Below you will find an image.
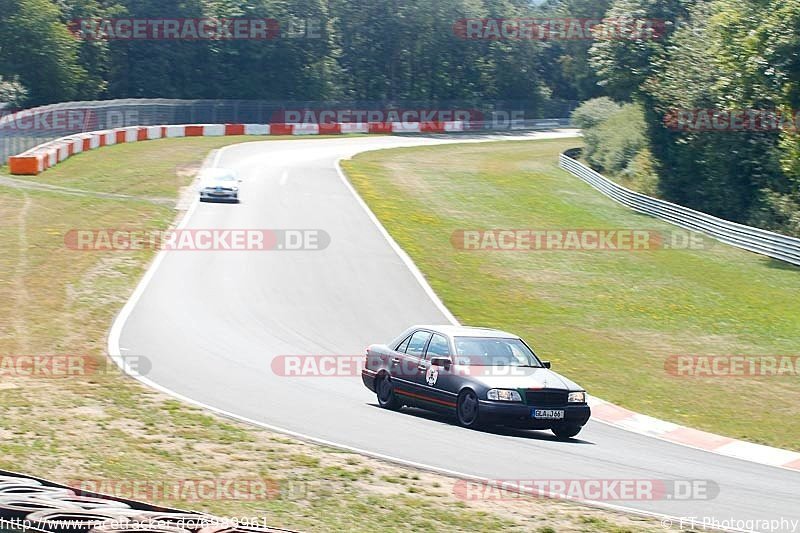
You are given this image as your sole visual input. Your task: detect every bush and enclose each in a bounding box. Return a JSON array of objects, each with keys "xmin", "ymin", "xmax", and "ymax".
[
  {"xmin": 572, "ymin": 98, "xmax": 621, "ymax": 169},
  {"xmin": 571, "ymin": 97, "xmax": 650, "ymax": 177},
  {"xmin": 619, "ymin": 147, "xmax": 660, "ymax": 196},
  {"xmin": 571, "ymin": 96, "xmax": 621, "ymax": 130},
  {"xmin": 593, "ymin": 102, "xmax": 647, "ymax": 174}
]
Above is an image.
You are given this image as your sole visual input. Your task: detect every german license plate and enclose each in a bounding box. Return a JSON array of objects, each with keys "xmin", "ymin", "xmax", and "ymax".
[{"xmin": 532, "ymin": 409, "xmax": 565, "ymax": 420}]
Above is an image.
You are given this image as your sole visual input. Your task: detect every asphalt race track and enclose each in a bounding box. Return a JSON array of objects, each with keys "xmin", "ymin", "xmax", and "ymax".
[{"xmin": 114, "ymin": 133, "xmax": 800, "ymax": 530}]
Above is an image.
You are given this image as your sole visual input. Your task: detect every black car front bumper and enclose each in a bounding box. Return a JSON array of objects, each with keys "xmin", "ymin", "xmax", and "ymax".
[
  {"xmin": 479, "ymin": 400, "xmax": 591, "ymax": 429},
  {"xmin": 200, "ymin": 190, "xmax": 238, "ymax": 202}
]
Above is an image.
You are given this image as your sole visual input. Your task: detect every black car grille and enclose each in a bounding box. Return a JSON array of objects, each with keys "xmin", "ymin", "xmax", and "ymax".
[{"xmin": 525, "ymin": 389, "xmax": 568, "ymax": 407}]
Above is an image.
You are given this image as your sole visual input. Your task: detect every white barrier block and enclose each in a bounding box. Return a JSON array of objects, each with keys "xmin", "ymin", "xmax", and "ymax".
[
  {"xmin": 47, "ymin": 148, "xmax": 58, "ymax": 167},
  {"xmin": 72, "ymin": 139, "xmax": 83, "ymax": 154},
  {"xmin": 292, "ymin": 123, "xmax": 320, "ymax": 135},
  {"xmin": 202, "ymin": 124, "xmax": 225, "ymax": 136},
  {"xmin": 58, "ymin": 144, "xmax": 69, "ymax": 162},
  {"xmin": 165, "ymin": 125, "xmax": 185, "ymax": 138},
  {"xmin": 244, "ymin": 124, "xmax": 270, "ymax": 135},
  {"xmin": 147, "ymin": 126, "xmax": 163, "ymax": 140},
  {"xmin": 124, "ymin": 126, "xmax": 139, "ymax": 143},
  {"xmin": 89, "ymin": 134, "xmax": 101, "ymax": 149},
  {"xmin": 391, "ymin": 122, "xmax": 421, "ymax": 133},
  {"xmin": 444, "ymin": 121, "xmax": 465, "ymax": 132},
  {"xmin": 340, "ymin": 123, "xmax": 368, "ymax": 134},
  {"xmin": 105, "ymin": 131, "xmax": 117, "ymax": 146}
]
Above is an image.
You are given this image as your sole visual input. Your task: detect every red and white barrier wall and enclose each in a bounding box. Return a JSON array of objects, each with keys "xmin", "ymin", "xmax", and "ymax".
[{"xmin": 7, "ymin": 121, "xmax": 467, "ymax": 175}]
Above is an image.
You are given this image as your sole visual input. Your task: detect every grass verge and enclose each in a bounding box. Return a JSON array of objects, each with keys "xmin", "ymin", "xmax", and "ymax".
[
  {"xmin": 0, "ymin": 136, "xmax": 668, "ymax": 532},
  {"xmin": 343, "ymin": 138, "xmax": 800, "ymax": 451}
]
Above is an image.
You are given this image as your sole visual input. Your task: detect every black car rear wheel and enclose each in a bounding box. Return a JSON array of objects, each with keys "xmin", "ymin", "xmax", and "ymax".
[
  {"xmin": 552, "ymin": 424, "xmax": 582, "ymax": 440},
  {"xmin": 376, "ymin": 375, "xmax": 401, "ymax": 410},
  {"xmin": 456, "ymin": 389, "xmax": 482, "ymax": 429}
]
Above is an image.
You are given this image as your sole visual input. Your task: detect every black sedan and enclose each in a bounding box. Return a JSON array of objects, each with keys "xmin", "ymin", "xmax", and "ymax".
[{"xmin": 362, "ymin": 325, "xmax": 591, "ymax": 439}]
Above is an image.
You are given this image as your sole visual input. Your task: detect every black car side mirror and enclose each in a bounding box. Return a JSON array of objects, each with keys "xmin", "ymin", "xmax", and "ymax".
[
  {"xmin": 542, "ymin": 361, "xmax": 551, "ymax": 369},
  {"xmin": 430, "ymin": 356, "xmax": 452, "ymax": 369}
]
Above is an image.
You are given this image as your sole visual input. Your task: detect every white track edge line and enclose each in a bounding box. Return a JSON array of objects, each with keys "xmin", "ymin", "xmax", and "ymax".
[{"xmin": 334, "ymin": 156, "xmax": 460, "ymax": 327}]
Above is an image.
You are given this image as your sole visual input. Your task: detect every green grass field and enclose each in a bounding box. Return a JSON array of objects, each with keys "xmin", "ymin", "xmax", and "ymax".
[
  {"xmin": 343, "ymin": 138, "xmax": 800, "ymax": 451},
  {"xmin": 0, "ymin": 136, "xmax": 667, "ymax": 532}
]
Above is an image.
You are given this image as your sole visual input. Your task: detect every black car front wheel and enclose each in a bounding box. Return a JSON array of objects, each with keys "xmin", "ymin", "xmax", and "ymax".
[
  {"xmin": 456, "ymin": 389, "xmax": 483, "ymax": 429},
  {"xmin": 376, "ymin": 375, "xmax": 401, "ymax": 410},
  {"xmin": 552, "ymin": 424, "xmax": 582, "ymax": 440}
]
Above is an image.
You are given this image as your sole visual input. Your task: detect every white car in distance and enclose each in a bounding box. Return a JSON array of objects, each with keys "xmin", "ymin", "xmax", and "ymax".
[{"xmin": 198, "ymin": 168, "xmax": 241, "ymax": 202}]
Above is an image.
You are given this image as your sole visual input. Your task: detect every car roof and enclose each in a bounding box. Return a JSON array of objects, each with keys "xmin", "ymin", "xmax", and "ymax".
[
  {"xmin": 199, "ymin": 167, "xmax": 237, "ymax": 179},
  {"xmin": 411, "ymin": 325, "xmax": 520, "ymax": 339}
]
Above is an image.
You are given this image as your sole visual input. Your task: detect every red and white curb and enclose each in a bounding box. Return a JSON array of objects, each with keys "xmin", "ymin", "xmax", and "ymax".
[
  {"xmin": 588, "ymin": 396, "xmax": 800, "ymax": 472},
  {"xmin": 7, "ymin": 121, "xmax": 468, "ymax": 175}
]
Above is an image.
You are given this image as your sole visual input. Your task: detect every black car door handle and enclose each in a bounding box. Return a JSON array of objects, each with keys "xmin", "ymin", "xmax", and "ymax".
[
  {"xmin": 391, "ymin": 358, "xmax": 401, "ymax": 364},
  {"xmin": 417, "ymin": 364, "xmax": 427, "ymax": 370}
]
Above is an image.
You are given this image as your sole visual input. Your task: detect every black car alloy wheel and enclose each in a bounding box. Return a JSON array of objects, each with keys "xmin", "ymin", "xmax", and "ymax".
[
  {"xmin": 377, "ymin": 375, "xmax": 401, "ymax": 410},
  {"xmin": 457, "ymin": 389, "xmax": 481, "ymax": 428}
]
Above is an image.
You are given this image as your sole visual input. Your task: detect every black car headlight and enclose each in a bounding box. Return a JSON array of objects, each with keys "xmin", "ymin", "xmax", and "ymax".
[
  {"xmin": 568, "ymin": 391, "xmax": 586, "ymax": 403},
  {"xmin": 487, "ymin": 389, "xmax": 522, "ymax": 402}
]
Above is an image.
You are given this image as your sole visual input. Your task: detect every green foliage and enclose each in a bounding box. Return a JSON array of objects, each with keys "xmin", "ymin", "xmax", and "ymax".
[
  {"xmin": 538, "ymin": 0, "xmax": 612, "ymax": 102},
  {"xmin": 0, "ymin": 0, "xmax": 90, "ymax": 105},
  {"xmin": 0, "ymin": 76, "xmax": 27, "ymax": 106},
  {"xmin": 588, "ymin": 0, "xmax": 692, "ymax": 101},
  {"xmin": 0, "ymin": 0, "xmax": 561, "ymax": 108},
  {"xmin": 571, "ymin": 96, "xmax": 620, "ymax": 129},
  {"xmin": 572, "ymin": 97, "xmax": 649, "ymax": 177},
  {"xmin": 587, "ymin": 0, "xmax": 800, "ymax": 236},
  {"xmin": 593, "ymin": 102, "xmax": 646, "ymax": 173}
]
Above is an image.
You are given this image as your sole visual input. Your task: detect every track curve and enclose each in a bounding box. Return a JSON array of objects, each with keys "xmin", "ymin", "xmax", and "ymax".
[{"xmin": 114, "ymin": 134, "xmax": 800, "ymax": 530}]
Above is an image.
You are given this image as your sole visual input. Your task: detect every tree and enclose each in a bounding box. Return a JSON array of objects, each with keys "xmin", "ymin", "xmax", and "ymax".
[
  {"xmin": 589, "ymin": 0, "xmax": 693, "ymax": 101},
  {"xmin": 0, "ymin": 0, "xmax": 90, "ymax": 106}
]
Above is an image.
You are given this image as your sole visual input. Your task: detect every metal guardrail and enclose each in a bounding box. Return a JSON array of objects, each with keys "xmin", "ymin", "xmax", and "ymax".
[{"xmin": 559, "ymin": 149, "xmax": 800, "ymax": 267}]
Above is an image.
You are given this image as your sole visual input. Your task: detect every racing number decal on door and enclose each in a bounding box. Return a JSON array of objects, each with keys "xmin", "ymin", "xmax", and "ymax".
[{"xmin": 426, "ymin": 366, "xmax": 439, "ymax": 386}]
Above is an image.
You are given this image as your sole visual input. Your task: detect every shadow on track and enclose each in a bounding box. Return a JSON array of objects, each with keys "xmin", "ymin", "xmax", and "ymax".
[{"xmin": 367, "ymin": 403, "xmax": 595, "ymax": 445}]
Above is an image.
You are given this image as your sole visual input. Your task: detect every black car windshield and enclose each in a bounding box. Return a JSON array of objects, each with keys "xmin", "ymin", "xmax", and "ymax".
[{"xmin": 453, "ymin": 337, "xmax": 542, "ymax": 367}]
